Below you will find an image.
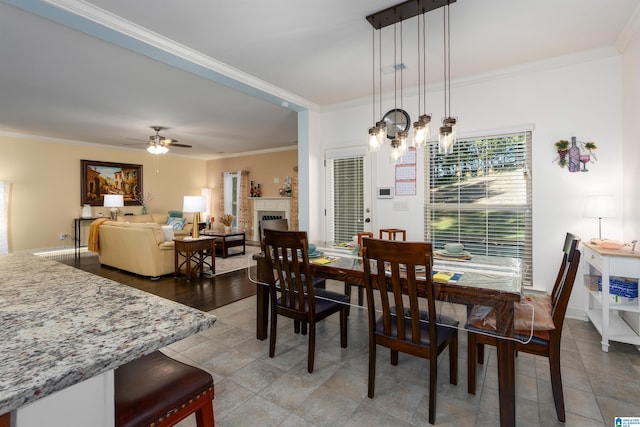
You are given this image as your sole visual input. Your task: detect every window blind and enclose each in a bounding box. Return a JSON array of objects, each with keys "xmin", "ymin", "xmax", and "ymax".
[
  {"xmin": 326, "ymin": 156, "xmax": 364, "ymax": 243},
  {"xmin": 425, "ymin": 131, "xmax": 533, "ymax": 286}
]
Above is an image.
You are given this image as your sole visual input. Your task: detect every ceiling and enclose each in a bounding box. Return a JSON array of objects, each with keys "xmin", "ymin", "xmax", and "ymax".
[{"xmin": 0, "ymin": 0, "xmax": 638, "ymax": 159}]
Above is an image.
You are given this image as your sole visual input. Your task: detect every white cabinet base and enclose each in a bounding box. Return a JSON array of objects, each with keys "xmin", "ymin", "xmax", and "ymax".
[
  {"xmin": 16, "ymin": 370, "xmax": 114, "ymax": 427},
  {"xmin": 583, "ymin": 242, "xmax": 640, "ymax": 353}
]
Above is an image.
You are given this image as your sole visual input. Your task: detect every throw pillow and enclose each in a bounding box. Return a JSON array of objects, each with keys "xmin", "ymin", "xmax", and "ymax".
[
  {"xmin": 166, "ymin": 216, "xmax": 186, "ymax": 230},
  {"xmin": 161, "ymin": 225, "xmax": 175, "ymax": 241},
  {"xmin": 168, "ymin": 210, "xmax": 183, "ymax": 218}
]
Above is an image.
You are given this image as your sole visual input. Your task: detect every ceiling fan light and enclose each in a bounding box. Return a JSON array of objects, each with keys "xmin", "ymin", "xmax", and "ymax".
[{"xmin": 147, "ymin": 145, "xmax": 168, "ymax": 154}]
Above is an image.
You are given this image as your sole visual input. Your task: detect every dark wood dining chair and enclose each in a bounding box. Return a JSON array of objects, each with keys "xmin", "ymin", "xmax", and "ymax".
[
  {"xmin": 466, "ymin": 232, "xmax": 581, "ymax": 422},
  {"xmin": 379, "ymin": 228, "xmax": 407, "ymax": 241},
  {"xmin": 263, "ymin": 229, "xmax": 349, "ymax": 373},
  {"xmin": 361, "ymin": 238, "xmax": 458, "ymax": 425}
]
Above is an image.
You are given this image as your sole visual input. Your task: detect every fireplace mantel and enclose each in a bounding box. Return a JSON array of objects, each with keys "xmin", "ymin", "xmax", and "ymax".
[{"xmin": 251, "ymin": 197, "xmax": 291, "ymax": 241}]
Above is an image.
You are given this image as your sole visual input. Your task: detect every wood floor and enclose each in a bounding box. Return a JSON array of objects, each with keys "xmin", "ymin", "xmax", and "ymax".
[{"xmin": 58, "ymin": 254, "xmax": 256, "ymax": 312}]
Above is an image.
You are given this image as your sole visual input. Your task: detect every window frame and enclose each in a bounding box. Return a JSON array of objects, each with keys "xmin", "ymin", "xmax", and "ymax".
[{"xmin": 424, "ymin": 130, "xmax": 533, "ymax": 286}]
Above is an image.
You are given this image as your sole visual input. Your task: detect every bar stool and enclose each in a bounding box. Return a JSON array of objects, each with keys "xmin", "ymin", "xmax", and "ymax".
[
  {"xmin": 379, "ymin": 228, "xmax": 407, "ymax": 241},
  {"xmin": 115, "ymin": 351, "xmax": 214, "ymax": 427},
  {"xmin": 345, "ymin": 231, "xmax": 374, "ymax": 309}
]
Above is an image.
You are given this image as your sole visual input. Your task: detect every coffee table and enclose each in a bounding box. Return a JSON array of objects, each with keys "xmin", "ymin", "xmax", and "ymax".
[
  {"xmin": 173, "ymin": 237, "xmax": 215, "ymax": 281},
  {"xmin": 201, "ymin": 230, "xmax": 245, "ymax": 258}
]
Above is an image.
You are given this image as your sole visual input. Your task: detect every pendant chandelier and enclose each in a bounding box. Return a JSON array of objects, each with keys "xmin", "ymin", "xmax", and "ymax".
[
  {"xmin": 413, "ymin": 12, "xmax": 431, "ymax": 148},
  {"xmin": 438, "ymin": 1, "xmax": 457, "ymax": 154},
  {"xmin": 366, "ymin": 0, "xmax": 457, "ymax": 158}
]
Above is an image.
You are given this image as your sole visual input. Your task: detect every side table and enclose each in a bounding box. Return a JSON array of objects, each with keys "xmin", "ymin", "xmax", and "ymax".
[
  {"xmin": 74, "ymin": 217, "xmax": 99, "ymax": 258},
  {"xmin": 174, "ymin": 237, "xmax": 216, "ymax": 282}
]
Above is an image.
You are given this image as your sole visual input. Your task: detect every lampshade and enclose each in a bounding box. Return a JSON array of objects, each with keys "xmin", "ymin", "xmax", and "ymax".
[
  {"xmin": 584, "ymin": 196, "xmax": 615, "ymax": 219},
  {"xmin": 183, "ymin": 196, "xmax": 206, "ymax": 213},
  {"xmin": 103, "ymin": 194, "xmax": 124, "ymax": 208}
]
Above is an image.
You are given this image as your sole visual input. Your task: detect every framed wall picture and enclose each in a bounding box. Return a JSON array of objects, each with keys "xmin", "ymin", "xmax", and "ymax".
[{"xmin": 81, "ymin": 160, "xmax": 143, "ymax": 206}]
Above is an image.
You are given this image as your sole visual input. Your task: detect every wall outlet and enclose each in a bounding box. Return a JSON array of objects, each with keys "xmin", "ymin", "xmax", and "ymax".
[
  {"xmin": 273, "ymin": 177, "xmax": 279, "ymax": 183},
  {"xmin": 59, "ymin": 233, "xmax": 68, "ymax": 240}
]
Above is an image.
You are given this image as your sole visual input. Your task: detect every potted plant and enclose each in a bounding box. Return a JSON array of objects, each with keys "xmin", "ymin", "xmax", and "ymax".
[{"xmin": 219, "ymin": 213, "xmax": 234, "ymax": 233}]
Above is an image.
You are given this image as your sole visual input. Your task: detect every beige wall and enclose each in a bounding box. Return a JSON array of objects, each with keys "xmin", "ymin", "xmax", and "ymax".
[
  {"xmin": 0, "ymin": 135, "xmax": 206, "ymax": 252},
  {"xmin": 206, "ymin": 148, "xmax": 298, "ymax": 216}
]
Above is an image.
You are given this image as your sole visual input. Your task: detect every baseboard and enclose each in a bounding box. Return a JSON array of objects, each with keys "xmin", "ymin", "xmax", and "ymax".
[
  {"xmin": 566, "ymin": 305, "xmax": 585, "ymax": 321},
  {"xmin": 33, "ymin": 247, "xmax": 92, "ymax": 259}
]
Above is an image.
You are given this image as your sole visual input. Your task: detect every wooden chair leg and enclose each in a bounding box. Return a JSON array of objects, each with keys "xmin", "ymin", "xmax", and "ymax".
[
  {"xmin": 357, "ymin": 286, "xmax": 364, "ymax": 306},
  {"xmin": 269, "ymin": 307, "xmax": 277, "ymax": 358},
  {"xmin": 391, "ymin": 349, "xmax": 399, "ymax": 366},
  {"xmin": 344, "ymin": 283, "xmax": 352, "ymax": 316},
  {"xmin": 195, "ymin": 400, "xmax": 215, "ymax": 427},
  {"xmin": 340, "ymin": 307, "xmax": 348, "ymax": 348},
  {"xmin": 429, "ymin": 356, "xmax": 437, "ymax": 424},
  {"xmin": 449, "ymin": 331, "xmax": 458, "ymax": 385},
  {"xmin": 368, "ymin": 341, "xmax": 376, "ymax": 398},
  {"xmin": 477, "ymin": 343, "xmax": 485, "ymax": 364},
  {"xmin": 308, "ymin": 322, "xmax": 316, "ymax": 373},
  {"xmin": 467, "ymin": 331, "xmax": 477, "ymax": 394},
  {"xmin": 549, "ymin": 350, "xmax": 566, "ymax": 422}
]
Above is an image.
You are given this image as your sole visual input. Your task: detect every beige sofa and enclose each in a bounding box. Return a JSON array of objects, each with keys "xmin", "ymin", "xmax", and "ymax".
[
  {"xmin": 116, "ymin": 213, "xmax": 193, "ymax": 237},
  {"xmin": 98, "ymin": 221, "xmax": 175, "ymax": 278}
]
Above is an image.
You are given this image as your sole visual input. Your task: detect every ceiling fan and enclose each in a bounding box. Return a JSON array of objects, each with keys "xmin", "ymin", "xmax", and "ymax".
[{"xmin": 127, "ymin": 126, "xmax": 192, "ymax": 154}]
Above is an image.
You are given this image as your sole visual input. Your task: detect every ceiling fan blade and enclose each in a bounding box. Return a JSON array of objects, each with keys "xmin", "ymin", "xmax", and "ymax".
[
  {"xmin": 126, "ymin": 137, "xmax": 148, "ymax": 143},
  {"xmin": 168, "ymin": 143, "xmax": 192, "ymax": 148}
]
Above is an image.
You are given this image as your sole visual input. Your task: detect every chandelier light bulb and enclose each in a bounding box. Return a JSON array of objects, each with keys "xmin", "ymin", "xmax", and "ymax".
[
  {"xmin": 413, "ymin": 120, "xmax": 426, "ymax": 147},
  {"xmin": 369, "ymin": 127, "xmax": 381, "ymax": 152},
  {"xmin": 389, "ymin": 138, "xmax": 403, "ymax": 162},
  {"xmin": 438, "ymin": 124, "xmax": 454, "ymax": 154},
  {"xmin": 375, "ymin": 120, "xmax": 387, "ymax": 145},
  {"xmin": 397, "ymin": 131, "xmax": 409, "ymax": 154}
]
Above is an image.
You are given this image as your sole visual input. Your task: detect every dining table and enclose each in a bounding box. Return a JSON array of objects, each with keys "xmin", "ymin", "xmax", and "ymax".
[{"xmin": 253, "ymin": 242, "xmax": 523, "ymax": 427}]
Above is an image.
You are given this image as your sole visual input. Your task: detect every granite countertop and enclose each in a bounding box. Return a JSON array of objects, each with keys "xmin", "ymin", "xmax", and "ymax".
[{"xmin": 0, "ymin": 253, "xmax": 217, "ymax": 414}]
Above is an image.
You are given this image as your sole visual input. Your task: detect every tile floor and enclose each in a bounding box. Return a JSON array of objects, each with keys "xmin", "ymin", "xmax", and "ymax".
[{"xmin": 164, "ymin": 281, "xmax": 640, "ymax": 426}]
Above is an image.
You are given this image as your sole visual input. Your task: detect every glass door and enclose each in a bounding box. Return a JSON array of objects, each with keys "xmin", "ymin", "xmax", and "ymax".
[{"xmin": 325, "ymin": 147, "xmax": 372, "ymax": 242}]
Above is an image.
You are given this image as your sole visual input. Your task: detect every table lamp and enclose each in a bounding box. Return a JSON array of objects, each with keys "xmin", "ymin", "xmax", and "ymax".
[
  {"xmin": 183, "ymin": 195, "xmax": 206, "ymax": 239},
  {"xmin": 103, "ymin": 194, "xmax": 124, "ymax": 221},
  {"xmin": 584, "ymin": 195, "xmax": 615, "ymax": 241}
]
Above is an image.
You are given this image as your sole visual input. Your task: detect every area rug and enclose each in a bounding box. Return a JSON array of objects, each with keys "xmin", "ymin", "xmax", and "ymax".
[{"xmin": 214, "ymin": 245, "xmax": 260, "ymax": 275}]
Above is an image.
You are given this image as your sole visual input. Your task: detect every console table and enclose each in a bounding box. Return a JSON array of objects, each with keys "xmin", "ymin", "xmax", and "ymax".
[
  {"xmin": 201, "ymin": 230, "xmax": 246, "ymax": 258},
  {"xmin": 174, "ymin": 237, "xmax": 215, "ymax": 281},
  {"xmin": 583, "ymin": 241, "xmax": 640, "ymax": 352},
  {"xmin": 74, "ymin": 217, "xmax": 99, "ymax": 258}
]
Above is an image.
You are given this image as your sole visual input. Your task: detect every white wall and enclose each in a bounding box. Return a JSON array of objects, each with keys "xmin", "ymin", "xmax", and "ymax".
[
  {"xmin": 622, "ymin": 28, "xmax": 640, "ymax": 241},
  {"xmin": 314, "ymin": 51, "xmax": 625, "ymax": 316}
]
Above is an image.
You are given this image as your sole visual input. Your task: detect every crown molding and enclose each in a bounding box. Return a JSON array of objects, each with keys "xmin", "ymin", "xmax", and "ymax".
[{"xmin": 616, "ymin": 2, "xmax": 640, "ymax": 52}]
